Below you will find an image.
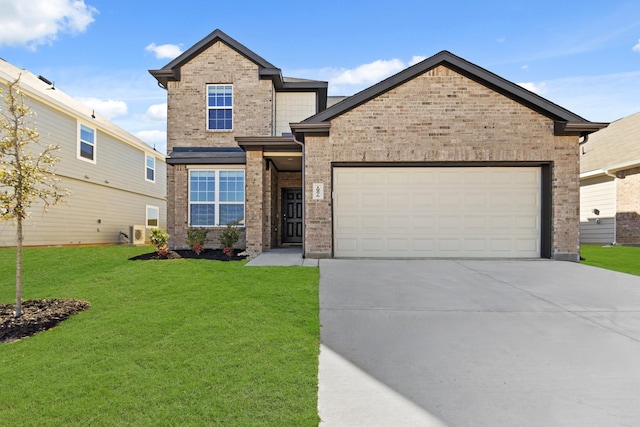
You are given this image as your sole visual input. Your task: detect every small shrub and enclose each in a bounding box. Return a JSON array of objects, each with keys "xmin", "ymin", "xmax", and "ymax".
[
  {"xmin": 186, "ymin": 227, "xmax": 209, "ymax": 255},
  {"xmin": 219, "ymin": 223, "xmax": 241, "ymax": 257},
  {"xmin": 149, "ymin": 228, "xmax": 169, "ymax": 257}
]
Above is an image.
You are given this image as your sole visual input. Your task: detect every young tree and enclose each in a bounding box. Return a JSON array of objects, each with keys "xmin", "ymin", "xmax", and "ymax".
[{"xmin": 0, "ymin": 76, "xmax": 67, "ymax": 318}]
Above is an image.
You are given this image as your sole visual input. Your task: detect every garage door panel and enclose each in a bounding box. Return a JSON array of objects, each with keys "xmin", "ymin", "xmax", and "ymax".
[
  {"xmin": 362, "ymin": 192, "xmax": 383, "ymax": 208},
  {"xmin": 464, "ymin": 239, "xmax": 487, "ymax": 252},
  {"xmin": 464, "ymin": 216, "xmax": 486, "ymax": 230},
  {"xmin": 388, "ymin": 239, "xmax": 409, "ymax": 251},
  {"xmin": 361, "ymin": 171, "xmax": 383, "ymax": 185},
  {"xmin": 463, "ymin": 170, "xmax": 488, "ymax": 185},
  {"xmin": 388, "ymin": 216, "xmax": 410, "ymax": 230},
  {"xmin": 414, "ymin": 216, "xmax": 436, "ymax": 229},
  {"xmin": 414, "ymin": 193, "xmax": 435, "ymax": 206},
  {"xmin": 439, "ymin": 193, "xmax": 461, "ymax": 207},
  {"xmin": 335, "ymin": 237, "xmax": 359, "ymax": 253},
  {"xmin": 388, "ymin": 171, "xmax": 409, "ymax": 184},
  {"xmin": 439, "ymin": 171, "xmax": 462, "ymax": 185},
  {"xmin": 361, "ymin": 238, "xmax": 384, "ymax": 252},
  {"xmin": 414, "ymin": 171, "xmax": 436, "ymax": 184},
  {"xmin": 361, "ymin": 215, "xmax": 384, "ymax": 229},
  {"xmin": 516, "ymin": 238, "xmax": 538, "ymax": 252},
  {"xmin": 333, "ymin": 167, "xmax": 541, "ymax": 258}
]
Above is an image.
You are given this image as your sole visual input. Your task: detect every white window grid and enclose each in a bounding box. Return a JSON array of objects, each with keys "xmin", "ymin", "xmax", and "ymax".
[{"xmin": 188, "ymin": 169, "xmax": 245, "ymax": 227}]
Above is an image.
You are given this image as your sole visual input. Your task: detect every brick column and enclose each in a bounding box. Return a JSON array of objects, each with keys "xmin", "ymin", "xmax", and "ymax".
[{"xmin": 245, "ymin": 149, "xmax": 264, "ymax": 255}]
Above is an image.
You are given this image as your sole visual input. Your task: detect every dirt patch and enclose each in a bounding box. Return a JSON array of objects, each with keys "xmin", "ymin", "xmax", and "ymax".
[
  {"xmin": 129, "ymin": 248, "xmax": 247, "ymax": 261},
  {"xmin": 0, "ymin": 299, "xmax": 91, "ymax": 343}
]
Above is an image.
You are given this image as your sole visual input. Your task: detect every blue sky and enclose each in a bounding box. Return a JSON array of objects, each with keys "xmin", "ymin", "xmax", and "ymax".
[{"xmin": 1, "ymin": 0, "xmax": 639, "ymax": 154}]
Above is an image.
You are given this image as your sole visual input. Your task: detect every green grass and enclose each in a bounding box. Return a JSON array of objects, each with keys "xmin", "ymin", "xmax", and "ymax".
[
  {"xmin": 0, "ymin": 246, "xmax": 319, "ymax": 426},
  {"xmin": 581, "ymin": 244, "xmax": 640, "ymax": 276}
]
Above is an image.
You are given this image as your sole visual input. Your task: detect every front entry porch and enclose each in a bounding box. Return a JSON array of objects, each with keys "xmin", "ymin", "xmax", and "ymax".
[{"xmin": 237, "ymin": 137, "xmax": 304, "ymax": 255}]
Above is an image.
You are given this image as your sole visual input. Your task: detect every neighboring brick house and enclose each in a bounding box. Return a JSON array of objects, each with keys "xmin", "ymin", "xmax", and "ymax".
[
  {"xmin": 580, "ymin": 112, "xmax": 640, "ymax": 245},
  {"xmin": 151, "ymin": 29, "xmax": 605, "ymax": 261}
]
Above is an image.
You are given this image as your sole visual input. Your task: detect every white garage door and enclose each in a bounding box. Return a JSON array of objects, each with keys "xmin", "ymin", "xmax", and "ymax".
[{"xmin": 333, "ymin": 167, "xmax": 541, "ymax": 258}]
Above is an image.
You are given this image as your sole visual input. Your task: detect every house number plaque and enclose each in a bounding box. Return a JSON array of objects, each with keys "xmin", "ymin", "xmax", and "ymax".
[{"xmin": 313, "ymin": 183, "xmax": 324, "ymax": 200}]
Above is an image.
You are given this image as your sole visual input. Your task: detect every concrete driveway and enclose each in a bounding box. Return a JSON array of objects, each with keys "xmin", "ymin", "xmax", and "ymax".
[{"xmin": 318, "ymin": 259, "xmax": 640, "ymax": 426}]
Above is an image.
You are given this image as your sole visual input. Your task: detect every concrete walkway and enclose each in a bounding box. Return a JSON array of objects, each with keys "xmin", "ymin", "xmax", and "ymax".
[
  {"xmin": 245, "ymin": 247, "xmax": 318, "ymax": 267},
  {"xmin": 319, "ymin": 259, "xmax": 640, "ymax": 426}
]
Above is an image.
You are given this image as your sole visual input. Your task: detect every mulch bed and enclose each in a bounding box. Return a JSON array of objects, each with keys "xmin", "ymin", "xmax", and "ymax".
[
  {"xmin": 0, "ymin": 299, "xmax": 91, "ymax": 343},
  {"xmin": 129, "ymin": 248, "xmax": 247, "ymax": 261}
]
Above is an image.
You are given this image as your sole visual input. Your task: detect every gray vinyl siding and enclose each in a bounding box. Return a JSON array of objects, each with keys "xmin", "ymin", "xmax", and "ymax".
[
  {"xmin": 0, "ymin": 79, "xmax": 166, "ymax": 247},
  {"xmin": 0, "ymin": 178, "xmax": 166, "ymax": 246},
  {"xmin": 580, "ymin": 176, "xmax": 616, "ymax": 244}
]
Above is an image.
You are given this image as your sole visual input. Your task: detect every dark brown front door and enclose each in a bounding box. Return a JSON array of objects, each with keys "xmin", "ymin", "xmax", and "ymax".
[{"xmin": 282, "ymin": 188, "xmax": 302, "ymax": 244}]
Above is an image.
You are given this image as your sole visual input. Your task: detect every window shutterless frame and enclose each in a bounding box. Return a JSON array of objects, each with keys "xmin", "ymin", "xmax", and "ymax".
[
  {"xmin": 145, "ymin": 154, "xmax": 156, "ymax": 182},
  {"xmin": 188, "ymin": 169, "xmax": 245, "ymax": 227},
  {"xmin": 206, "ymin": 84, "xmax": 233, "ymax": 131},
  {"xmin": 77, "ymin": 123, "xmax": 96, "ymax": 163},
  {"xmin": 146, "ymin": 205, "xmax": 159, "ymax": 228}
]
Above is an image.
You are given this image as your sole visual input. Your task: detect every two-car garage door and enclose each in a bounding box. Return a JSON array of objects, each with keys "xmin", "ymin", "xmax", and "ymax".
[{"xmin": 333, "ymin": 167, "xmax": 541, "ymax": 258}]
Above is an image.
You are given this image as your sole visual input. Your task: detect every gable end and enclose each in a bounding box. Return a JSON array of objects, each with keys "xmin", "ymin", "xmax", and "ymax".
[{"xmin": 298, "ymin": 50, "xmax": 606, "ymax": 136}]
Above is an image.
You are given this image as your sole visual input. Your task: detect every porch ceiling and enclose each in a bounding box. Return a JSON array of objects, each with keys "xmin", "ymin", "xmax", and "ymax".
[
  {"xmin": 236, "ymin": 136, "xmax": 302, "ymax": 172},
  {"xmin": 267, "ymin": 153, "xmax": 302, "ymax": 172}
]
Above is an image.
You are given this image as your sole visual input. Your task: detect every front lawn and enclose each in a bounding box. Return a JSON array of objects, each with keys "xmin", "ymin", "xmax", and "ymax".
[
  {"xmin": 580, "ymin": 244, "xmax": 640, "ymax": 276},
  {"xmin": 0, "ymin": 246, "xmax": 319, "ymax": 426}
]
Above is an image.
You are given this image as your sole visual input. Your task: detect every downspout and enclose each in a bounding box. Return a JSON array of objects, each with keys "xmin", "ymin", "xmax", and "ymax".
[{"xmin": 292, "ymin": 133, "xmax": 306, "ymax": 258}]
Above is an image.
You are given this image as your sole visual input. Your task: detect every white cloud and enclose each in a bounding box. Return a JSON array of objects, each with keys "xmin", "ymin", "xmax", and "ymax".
[
  {"xmin": 0, "ymin": 0, "xmax": 97, "ymax": 48},
  {"xmin": 331, "ymin": 58, "xmax": 405, "ymax": 85},
  {"xmin": 296, "ymin": 56, "xmax": 427, "ymax": 95},
  {"xmin": 136, "ymin": 130, "xmax": 167, "ymax": 153},
  {"xmin": 77, "ymin": 97, "xmax": 127, "ymax": 119},
  {"xmin": 633, "ymin": 39, "xmax": 640, "ymax": 52},
  {"xmin": 409, "ymin": 56, "xmax": 427, "ymax": 66},
  {"xmin": 497, "ymin": 36, "xmax": 506, "ymax": 43},
  {"xmin": 521, "ymin": 65, "xmax": 529, "ymax": 70},
  {"xmin": 144, "ymin": 103, "xmax": 167, "ymax": 121},
  {"xmin": 517, "ymin": 82, "xmax": 547, "ymax": 94},
  {"xmin": 145, "ymin": 43, "xmax": 183, "ymax": 59}
]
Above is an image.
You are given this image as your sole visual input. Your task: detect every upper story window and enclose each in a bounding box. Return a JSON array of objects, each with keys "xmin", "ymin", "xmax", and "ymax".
[
  {"xmin": 145, "ymin": 154, "xmax": 155, "ymax": 182},
  {"xmin": 207, "ymin": 84, "xmax": 233, "ymax": 131},
  {"xmin": 78, "ymin": 123, "xmax": 96, "ymax": 163}
]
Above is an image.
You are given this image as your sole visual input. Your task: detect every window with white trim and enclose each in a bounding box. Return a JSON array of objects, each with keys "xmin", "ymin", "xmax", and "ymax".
[
  {"xmin": 206, "ymin": 84, "xmax": 233, "ymax": 130},
  {"xmin": 78, "ymin": 123, "xmax": 96, "ymax": 163},
  {"xmin": 146, "ymin": 206, "xmax": 159, "ymax": 228},
  {"xmin": 145, "ymin": 155, "xmax": 155, "ymax": 182},
  {"xmin": 189, "ymin": 169, "xmax": 245, "ymax": 227}
]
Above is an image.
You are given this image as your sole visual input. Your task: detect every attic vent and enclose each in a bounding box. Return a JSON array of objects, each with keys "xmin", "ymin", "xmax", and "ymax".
[{"xmin": 38, "ymin": 75, "xmax": 53, "ymax": 85}]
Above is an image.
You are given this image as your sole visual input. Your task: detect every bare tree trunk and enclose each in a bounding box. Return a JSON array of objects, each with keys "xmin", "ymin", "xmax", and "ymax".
[{"xmin": 15, "ymin": 216, "xmax": 23, "ymax": 318}]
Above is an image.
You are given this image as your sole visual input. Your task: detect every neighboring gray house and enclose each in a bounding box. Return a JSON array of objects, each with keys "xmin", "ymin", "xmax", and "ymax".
[
  {"xmin": 580, "ymin": 112, "xmax": 640, "ymax": 245},
  {"xmin": 0, "ymin": 59, "xmax": 166, "ymax": 247}
]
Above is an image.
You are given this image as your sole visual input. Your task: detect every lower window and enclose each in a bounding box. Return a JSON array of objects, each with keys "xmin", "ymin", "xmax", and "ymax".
[
  {"xmin": 146, "ymin": 206, "xmax": 159, "ymax": 227},
  {"xmin": 189, "ymin": 169, "xmax": 245, "ymax": 226}
]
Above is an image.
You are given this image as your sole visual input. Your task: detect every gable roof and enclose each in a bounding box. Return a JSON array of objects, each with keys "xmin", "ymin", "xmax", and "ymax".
[
  {"xmin": 149, "ymin": 29, "xmax": 327, "ymax": 98},
  {"xmin": 292, "ymin": 50, "xmax": 606, "ymax": 137},
  {"xmin": 580, "ymin": 111, "xmax": 640, "ymax": 175}
]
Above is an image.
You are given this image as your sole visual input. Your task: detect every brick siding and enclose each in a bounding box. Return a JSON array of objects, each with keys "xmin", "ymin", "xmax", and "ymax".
[
  {"xmin": 165, "ymin": 41, "xmax": 273, "ymax": 250},
  {"xmin": 304, "ymin": 65, "xmax": 580, "ymax": 259}
]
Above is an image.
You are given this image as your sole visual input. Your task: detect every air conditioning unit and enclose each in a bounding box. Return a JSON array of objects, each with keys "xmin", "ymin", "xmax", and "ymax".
[{"xmin": 129, "ymin": 225, "xmax": 146, "ymax": 245}]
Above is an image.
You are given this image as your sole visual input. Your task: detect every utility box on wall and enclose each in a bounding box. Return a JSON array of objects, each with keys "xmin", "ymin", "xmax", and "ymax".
[{"xmin": 130, "ymin": 225, "xmax": 146, "ymax": 245}]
